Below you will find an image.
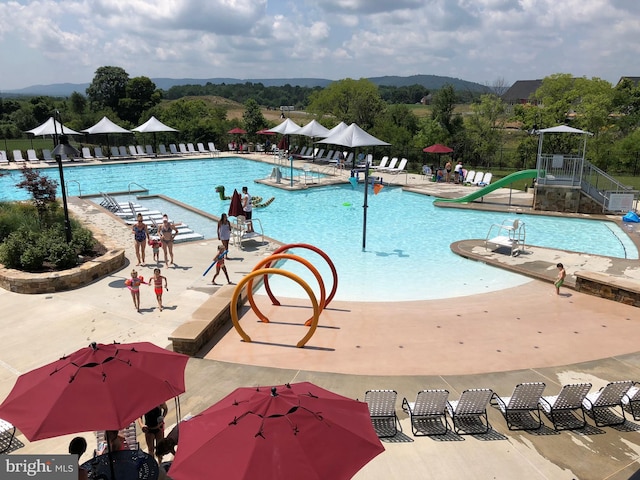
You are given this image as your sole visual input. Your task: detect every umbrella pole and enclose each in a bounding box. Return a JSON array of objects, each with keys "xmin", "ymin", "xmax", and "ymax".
[
  {"xmin": 290, "ymin": 155, "xmax": 294, "ymax": 187},
  {"xmin": 362, "ymin": 162, "xmax": 369, "ymax": 250}
]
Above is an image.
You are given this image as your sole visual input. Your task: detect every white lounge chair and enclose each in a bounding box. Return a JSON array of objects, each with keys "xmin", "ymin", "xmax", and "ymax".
[
  {"xmin": 169, "ymin": 144, "xmax": 179, "ymax": 155},
  {"xmin": 365, "ymin": 389, "xmax": 401, "ymax": 438},
  {"xmin": 491, "ymin": 382, "xmax": 546, "ymax": 431},
  {"xmin": 129, "ymin": 145, "xmax": 142, "ymax": 157},
  {"xmin": 371, "ymin": 156, "xmax": 389, "ymax": 170},
  {"xmin": 446, "ymin": 388, "xmax": 494, "ymax": 435},
  {"xmin": 197, "ymin": 142, "xmax": 209, "ymax": 154},
  {"xmin": 179, "ymin": 143, "xmax": 189, "ymax": 155},
  {"xmin": 463, "ymin": 170, "xmax": 475, "ymax": 185},
  {"xmin": 478, "ymin": 172, "xmax": 492, "ymax": 186},
  {"xmin": 208, "ymin": 142, "xmax": 221, "ymax": 156},
  {"xmin": 187, "ymin": 143, "xmax": 197, "ymax": 154},
  {"xmin": 582, "ymin": 380, "xmax": 633, "ymax": 427},
  {"xmin": 42, "ymin": 149, "xmax": 54, "ymax": 162},
  {"xmin": 119, "ymin": 146, "xmax": 129, "ymax": 157},
  {"xmin": 82, "ymin": 147, "xmax": 94, "ymax": 160},
  {"xmin": 539, "ymin": 383, "xmax": 592, "ymax": 431},
  {"xmin": 386, "ymin": 157, "xmax": 408, "ymax": 175},
  {"xmin": 145, "ymin": 145, "xmax": 154, "ymax": 156},
  {"xmin": 468, "ymin": 171, "xmax": 484, "ymax": 186},
  {"xmin": 402, "ymin": 389, "xmax": 450, "ymax": 436},
  {"xmin": 136, "ymin": 145, "xmax": 146, "ymax": 156},
  {"xmin": 111, "ymin": 146, "xmax": 121, "ymax": 158},
  {"xmin": 94, "ymin": 147, "xmax": 106, "ymax": 159},
  {"xmin": 378, "ymin": 157, "xmax": 399, "ymax": 172},
  {"xmin": 12, "ymin": 150, "xmax": 25, "ymax": 163},
  {"xmin": 622, "ymin": 384, "xmax": 640, "ymax": 420},
  {"xmin": 27, "ymin": 149, "xmax": 40, "ymax": 163},
  {"xmin": 0, "ymin": 418, "xmax": 16, "ymax": 453},
  {"xmin": 0, "ymin": 150, "xmax": 8, "ymax": 164}
]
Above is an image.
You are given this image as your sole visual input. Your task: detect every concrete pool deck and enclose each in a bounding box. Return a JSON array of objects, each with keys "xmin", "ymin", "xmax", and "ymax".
[{"xmin": 2, "ymin": 153, "xmax": 640, "ymax": 479}]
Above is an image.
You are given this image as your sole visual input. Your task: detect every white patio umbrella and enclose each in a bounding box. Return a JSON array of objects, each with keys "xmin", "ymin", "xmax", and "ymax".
[
  {"xmin": 293, "ymin": 120, "xmax": 330, "ymax": 162},
  {"xmin": 82, "ymin": 116, "xmax": 132, "ymax": 153},
  {"xmin": 26, "ymin": 117, "xmax": 82, "ymax": 137},
  {"xmin": 132, "ymin": 116, "xmax": 179, "ymax": 157},
  {"xmin": 319, "ymin": 123, "xmax": 391, "ymax": 250},
  {"xmin": 269, "ymin": 118, "xmax": 302, "ymax": 186}
]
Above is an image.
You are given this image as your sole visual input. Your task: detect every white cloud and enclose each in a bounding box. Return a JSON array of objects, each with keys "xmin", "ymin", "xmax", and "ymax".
[{"xmin": 0, "ymin": 0, "xmax": 639, "ymax": 90}]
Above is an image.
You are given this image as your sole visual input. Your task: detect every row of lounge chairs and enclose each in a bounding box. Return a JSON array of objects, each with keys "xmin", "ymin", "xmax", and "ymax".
[
  {"xmin": 365, "ymin": 380, "xmax": 640, "ymax": 438},
  {"xmin": 0, "ymin": 142, "xmax": 222, "ymax": 165},
  {"xmin": 464, "ymin": 170, "xmax": 493, "ymax": 186}
]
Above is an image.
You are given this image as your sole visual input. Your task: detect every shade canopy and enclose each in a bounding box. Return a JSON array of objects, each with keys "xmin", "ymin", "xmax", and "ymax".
[
  {"xmin": 132, "ymin": 116, "xmax": 178, "ymax": 133},
  {"xmin": 423, "ymin": 143, "xmax": 453, "ymax": 154},
  {"xmin": 82, "ymin": 116, "xmax": 131, "ymax": 134},
  {"xmin": 294, "ymin": 119, "xmax": 330, "ymax": 138},
  {"xmin": 26, "ymin": 117, "xmax": 82, "ymax": 136},
  {"xmin": 324, "ymin": 121, "xmax": 348, "ymax": 137},
  {"xmin": 169, "ymin": 382, "xmax": 384, "ymax": 480},
  {"xmin": 536, "ymin": 125, "xmax": 593, "ymax": 136},
  {"xmin": 257, "ymin": 129, "xmax": 276, "ymax": 135},
  {"xmin": 318, "ymin": 123, "xmax": 390, "ymax": 148},
  {"xmin": 0, "ymin": 341, "xmax": 188, "ymax": 441},
  {"xmin": 227, "ymin": 127, "xmax": 247, "ymax": 134},
  {"xmin": 268, "ymin": 118, "xmax": 301, "ymax": 135}
]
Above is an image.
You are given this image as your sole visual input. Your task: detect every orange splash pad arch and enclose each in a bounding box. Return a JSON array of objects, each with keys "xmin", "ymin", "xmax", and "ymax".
[
  {"xmin": 265, "ymin": 243, "xmax": 338, "ymax": 307},
  {"xmin": 248, "ymin": 253, "xmax": 326, "ymax": 327},
  {"xmin": 230, "ymin": 268, "xmax": 319, "ymax": 348}
]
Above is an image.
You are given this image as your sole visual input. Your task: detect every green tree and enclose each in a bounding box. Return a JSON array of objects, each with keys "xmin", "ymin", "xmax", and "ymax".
[
  {"xmin": 242, "ymin": 98, "xmax": 268, "ymax": 136},
  {"xmin": 612, "ymin": 78, "xmax": 640, "ymax": 136},
  {"xmin": 119, "ymin": 76, "xmax": 162, "ymax": 123},
  {"xmin": 86, "ymin": 66, "xmax": 129, "ymax": 112},
  {"xmin": 430, "ymin": 84, "xmax": 463, "ymax": 138},
  {"xmin": 69, "ymin": 91, "xmax": 87, "ymax": 115},
  {"xmin": 464, "ymin": 94, "xmax": 506, "ymax": 166},
  {"xmin": 307, "ymin": 78, "xmax": 385, "ymax": 129}
]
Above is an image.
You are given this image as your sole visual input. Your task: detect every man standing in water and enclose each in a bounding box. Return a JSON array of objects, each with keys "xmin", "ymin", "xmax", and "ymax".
[{"xmin": 241, "ymin": 186, "xmax": 254, "ymax": 233}]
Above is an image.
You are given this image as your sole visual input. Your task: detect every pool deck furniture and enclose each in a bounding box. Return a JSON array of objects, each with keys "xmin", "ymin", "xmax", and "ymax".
[
  {"xmin": 365, "ymin": 389, "xmax": 401, "ymax": 438},
  {"xmin": 402, "ymin": 389, "xmax": 450, "ymax": 436},
  {"xmin": 446, "ymin": 388, "xmax": 494, "ymax": 435},
  {"xmin": 539, "ymin": 383, "xmax": 592, "ymax": 431},
  {"xmin": 491, "ymin": 382, "xmax": 546, "ymax": 431}
]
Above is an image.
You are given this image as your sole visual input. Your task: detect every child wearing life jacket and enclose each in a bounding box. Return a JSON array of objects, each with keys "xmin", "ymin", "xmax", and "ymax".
[{"xmin": 124, "ymin": 269, "xmax": 147, "ymax": 312}]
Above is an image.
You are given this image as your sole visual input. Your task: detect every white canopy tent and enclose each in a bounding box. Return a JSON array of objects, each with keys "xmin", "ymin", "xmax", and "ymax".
[
  {"xmin": 26, "ymin": 117, "xmax": 82, "ymax": 136},
  {"xmin": 318, "ymin": 123, "xmax": 390, "ymax": 149},
  {"xmin": 132, "ymin": 116, "xmax": 178, "ymax": 133},
  {"xmin": 82, "ymin": 116, "xmax": 131, "ymax": 135},
  {"xmin": 324, "ymin": 121, "xmax": 348, "ymax": 137},
  {"xmin": 267, "ymin": 118, "xmax": 301, "ymax": 135},
  {"xmin": 293, "ymin": 120, "xmax": 330, "ymax": 161}
]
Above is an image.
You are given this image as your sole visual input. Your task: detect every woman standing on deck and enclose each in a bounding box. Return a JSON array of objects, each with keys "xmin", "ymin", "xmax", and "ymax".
[
  {"xmin": 217, "ymin": 213, "xmax": 231, "ymax": 254},
  {"xmin": 132, "ymin": 213, "xmax": 149, "ymax": 266},
  {"xmin": 159, "ymin": 214, "xmax": 179, "ymax": 267}
]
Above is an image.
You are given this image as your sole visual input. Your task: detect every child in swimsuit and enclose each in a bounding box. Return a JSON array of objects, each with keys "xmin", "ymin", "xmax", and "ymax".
[
  {"xmin": 150, "ymin": 268, "xmax": 168, "ymax": 311},
  {"xmin": 211, "ymin": 245, "xmax": 232, "ymax": 285},
  {"xmin": 555, "ymin": 262, "xmax": 566, "ymax": 295},
  {"xmin": 149, "ymin": 238, "xmax": 162, "ymax": 263},
  {"xmin": 125, "ymin": 269, "xmax": 146, "ymax": 312}
]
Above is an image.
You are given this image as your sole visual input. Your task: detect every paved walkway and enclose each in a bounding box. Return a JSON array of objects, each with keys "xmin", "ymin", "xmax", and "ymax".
[{"xmin": 2, "ymin": 154, "xmax": 640, "ymax": 479}]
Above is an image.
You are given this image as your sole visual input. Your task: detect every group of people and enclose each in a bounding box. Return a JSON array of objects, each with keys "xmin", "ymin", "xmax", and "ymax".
[
  {"xmin": 434, "ymin": 160, "xmax": 465, "ymax": 183},
  {"xmin": 68, "ymin": 403, "xmax": 173, "ymax": 479},
  {"xmin": 132, "ymin": 213, "xmax": 179, "ymax": 267},
  {"xmin": 126, "ymin": 267, "xmax": 169, "ymax": 312}
]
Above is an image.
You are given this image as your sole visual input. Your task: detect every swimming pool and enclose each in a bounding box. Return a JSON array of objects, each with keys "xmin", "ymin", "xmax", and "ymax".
[{"xmin": 1, "ymin": 158, "xmax": 636, "ymax": 302}]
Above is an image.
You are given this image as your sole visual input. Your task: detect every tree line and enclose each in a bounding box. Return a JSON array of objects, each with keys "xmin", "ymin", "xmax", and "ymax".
[{"xmin": 1, "ymin": 67, "xmax": 640, "ymax": 175}]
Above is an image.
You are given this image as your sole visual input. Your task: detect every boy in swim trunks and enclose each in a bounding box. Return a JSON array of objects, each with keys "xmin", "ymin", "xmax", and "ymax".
[
  {"xmin": 555, "ymin": 262, "xmax": 566, "ymax": 295},
  {"xmin": 150, "ymin": 268, "xmax": 168, "ymax": 311}
]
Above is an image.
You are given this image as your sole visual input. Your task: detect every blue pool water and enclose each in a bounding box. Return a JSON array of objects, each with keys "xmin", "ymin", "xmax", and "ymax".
[{"xmin": 1, "ymin": 158, "xmax": 636, "ymax": 302}]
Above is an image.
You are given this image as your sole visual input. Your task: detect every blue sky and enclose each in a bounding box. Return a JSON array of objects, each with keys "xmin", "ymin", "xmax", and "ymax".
[{"xmin": 1, "ymin": 0, "xmax": 639, "ymax": 91}]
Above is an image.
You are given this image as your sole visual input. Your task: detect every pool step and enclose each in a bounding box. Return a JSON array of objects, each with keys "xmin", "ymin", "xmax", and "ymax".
[{"xmin": 174, "ymin": 231, "xmax": 204, "ymax": 243}]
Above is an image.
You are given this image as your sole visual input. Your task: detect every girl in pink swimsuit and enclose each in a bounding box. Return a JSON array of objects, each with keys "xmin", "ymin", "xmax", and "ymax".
[{"xmin": 125, "ymin": 269, "xmax": 146, "ymax": 312}]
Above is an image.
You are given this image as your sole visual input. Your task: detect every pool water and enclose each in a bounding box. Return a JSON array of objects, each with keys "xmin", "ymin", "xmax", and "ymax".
[{"xmin": 1, "ymin": 158, "xmax": 636, "ymax": 302}]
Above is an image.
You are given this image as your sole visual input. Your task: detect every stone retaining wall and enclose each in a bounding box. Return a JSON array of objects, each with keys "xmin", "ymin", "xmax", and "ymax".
[
  {"xmin": 575, "ymin": 271, "xmax": 640, "ymax": 308},
  {"xmin": 0, "ymin": 214, "xmax": 125, "ymax": 294},
  {"xmin": 534, "ymin": 185, "xmax": 604, "ymax": 214}
]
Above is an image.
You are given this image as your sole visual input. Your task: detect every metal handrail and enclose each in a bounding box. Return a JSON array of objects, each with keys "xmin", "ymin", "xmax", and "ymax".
[
  {"xmin": 127, "ymin": 182, "xmax": 148, "ymax": 196},
  {"xmin": 65, "ymin": 180, "xmax": 81, "ymax": 196}
]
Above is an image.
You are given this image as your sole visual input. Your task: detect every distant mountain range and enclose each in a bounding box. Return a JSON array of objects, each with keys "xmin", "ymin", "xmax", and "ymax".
[{"xmin": 2, "ymin": 75, "xmax": 488, "ymax": 97}]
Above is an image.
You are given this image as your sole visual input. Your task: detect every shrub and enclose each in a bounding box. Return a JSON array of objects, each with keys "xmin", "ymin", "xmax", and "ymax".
[
  {"xmin": 20, "ymin": 243, "xmax": 47, "ymax": 271},
  {"xmin": 71, "ymin": 222, "xmax": 96, "ymax": 255},
  {"xmin": 0, "ymin": 228, "xmax": 38, "ymax": 269},
  {"xmin": 46, "ymin": 236, "xmax": 78, "ymax": 269}
]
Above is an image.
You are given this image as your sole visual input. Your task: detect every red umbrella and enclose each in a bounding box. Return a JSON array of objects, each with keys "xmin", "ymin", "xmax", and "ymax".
[
  {"xmin": 227, "ymin": 127, "xmax": 247, "ymax": 135},
  {"xmin": 228, "ymin": 189, "xmax": 244, "ymax": 218},
  {"xmin": 256, "ymin": 129, "xmax": 276, "ymax": 136},
  {"xmin": 423, "ymin": 143, "xmax": 453, "ymax": 154},
  {"xmin": 169, "ymin": 382, "xmax": 384, "ymax": 480},
  {"xmin": 0, "ymin": 341, "xmax": 188, "ymax": 441}
]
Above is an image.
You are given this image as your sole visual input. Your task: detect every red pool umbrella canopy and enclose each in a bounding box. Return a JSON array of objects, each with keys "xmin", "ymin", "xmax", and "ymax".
[
  {"xmin": 169, "ymin": 382, "xmax": 384, "ymax": 480},
  {"xmin": 256, "ymin": 129, "xmax": 276, "ymax": 136},
  {"xmin": 0, "ymin": 341, "xmax": 189, "ymax": 441},
  {"xmin": 228, "ymin": 189, "xmax": 244, "ymax": 218},
  {"xmin": 423, "ymin": 143, "xmax": 453, "ymax": 154},
  {"xmin": 227, "ymin": 127, "xmax": 247, "ymax": 135}
]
